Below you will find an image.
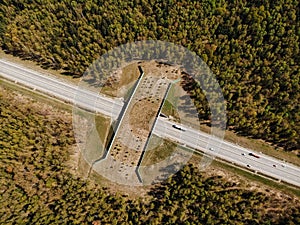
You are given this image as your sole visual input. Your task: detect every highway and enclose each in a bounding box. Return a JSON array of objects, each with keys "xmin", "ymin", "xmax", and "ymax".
[
  {"xmin": 154, "ymin": 118, "xmax": 300, "ymax": 187},
  {"xmin": 1, "ymin": 58, "xmax": 299, "ymax": 187},
  {"xmin": 0, "ymin": 59, "xmax": 123, "ymax": 119}
]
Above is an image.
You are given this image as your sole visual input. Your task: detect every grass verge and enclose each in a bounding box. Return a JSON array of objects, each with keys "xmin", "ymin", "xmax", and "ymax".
[
  {"xmin": 95, "ymin": 114, "xmax": 111, "ymax": 146},
  {"xmin": 222, "ymin": 128, "xmax": 300, "ymax": 167},
  {"xmin": 212, "ymin": 160, "xmax": 300, "ymax": 197},
  {"xmin": 0, "ymin": 78, "xmax": 72, "ymax": 112},
  {"xmin": 189, "ymin": 150, "xmax": 300, "ymax": 197},
  {"xmin": 142, "ymin": 136, "xmax": 177, "ymax": 166},
  {"xmin": 2, "ymin": 61, "xmax": 299, "ymax": 198}
]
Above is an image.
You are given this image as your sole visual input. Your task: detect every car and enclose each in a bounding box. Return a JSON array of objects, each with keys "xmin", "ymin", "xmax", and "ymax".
[
  {"xmin": 247, "ymin": 164, "xmax": 251, "ymax": 168},
  {"xmin": 172, "ymin": 124, "xmax": 186, "ymax": 131},
  {"xmin": 281, "ymin": 164, "xmax": 286, "ymax": 168},
  {"xmin": 241, "ymin": 153, "xmax": 246, "ymax": 156},
  {"xmin": 248, "ymin": 152, "xmax": 260, "ymax": 158},
  {"xmin": 209, "ymin": 147, "xmax": 214, "ymax": 151},
  {"xmin": 159, "ymin": 113, "xmax": 168, "ymax": 118},
  {"xmin": 273, "ymin": 164, "xmax": 277, "ymax": 168}
]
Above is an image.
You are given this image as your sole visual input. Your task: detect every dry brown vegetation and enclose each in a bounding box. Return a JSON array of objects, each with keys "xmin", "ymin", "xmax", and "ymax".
[{"xmin": 0, "ymin": 83, "xmax": 300, "ymax": 224}]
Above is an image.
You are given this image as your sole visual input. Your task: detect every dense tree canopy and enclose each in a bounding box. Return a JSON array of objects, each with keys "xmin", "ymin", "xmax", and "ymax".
[
  {"xmin": 0, "ymin": 0, "xmax": 299, "ymax": 151},
  {"xmin": 1, "ymin": 86, "xmax": 300, "ymax": 224}
]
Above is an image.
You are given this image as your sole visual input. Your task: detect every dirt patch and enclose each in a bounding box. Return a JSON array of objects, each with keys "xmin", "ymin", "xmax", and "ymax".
[
  {"xmin": 101, "ymin": 60, "xmax": 182, "ymax": 98},
  {"xmin": 95, "ymin": 61, "xmax": 184, "ymax": 184},
  {"xmin": 91, "ymin": 153, "xmax": 300, "ymax": 205},
  {"xmin": 140, "ymin": 60, "xmax": 181, "ymax": 80},
  {"xmin": 3, "ymin": 82, "xmax": 298, "ymax": 208},
  {"xmin": 129, "ymin": 98, "xmax": 159, "ymax": 136},
  {"xmin": 106, "ymin": 66, "xmax": 175, "ymax": 171},
  {"xmin": 110, "ymin": 140, "xmax": 141, "ymax": 166},
  {"xmin": 101, "ymin": 62, "xmax": 140, "ymax": 97},
  {"xmin": 89, "ymin": 170, "xmax": 154, "ymax": 201}
]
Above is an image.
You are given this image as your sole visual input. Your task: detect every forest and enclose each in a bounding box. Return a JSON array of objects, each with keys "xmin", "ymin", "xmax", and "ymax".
[
  {"xmin": 0, "ymin": 0, "xmax": 298, "ymax": 152},
  {"xmin": 0, "ymin": 85, "xmax": 300, "ymax": 224},
  {"xmin": 0, "ymin": 0, "xmax": 299, "ymax": 152}
]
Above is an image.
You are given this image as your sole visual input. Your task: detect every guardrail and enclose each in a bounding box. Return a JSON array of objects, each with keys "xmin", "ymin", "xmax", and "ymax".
[
  {"xmin": 94, "ymin": 66, "xmax": 144, "ymax": 162},
  {"xmin": 136, "ymin": 82, "xmax": 173, "ymax": 183}
]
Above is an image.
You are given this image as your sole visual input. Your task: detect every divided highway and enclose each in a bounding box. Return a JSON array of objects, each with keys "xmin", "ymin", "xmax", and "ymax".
[
  {"xmin": 154, "ymin": 118, "xmax": 300, "ymax": 187},
  {"xmin": 0, "ymin": 59, "xmax": 123, "ymax": 119},
  {"xmin": 1, "ymin": 58, "xmax": 299, "ymax": 187}
]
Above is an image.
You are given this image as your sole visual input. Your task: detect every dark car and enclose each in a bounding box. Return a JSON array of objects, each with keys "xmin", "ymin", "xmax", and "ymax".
[
  {"xmin": 172, "ymin": 124, "xmax": 186, "ymax": 131},
  {"xmin": 248, "ymin": 152, "xmax": 260, "ymax": 158},
  {"xmin": 159, "ymin": 113, "xmax": 168, "ymax": 118}
]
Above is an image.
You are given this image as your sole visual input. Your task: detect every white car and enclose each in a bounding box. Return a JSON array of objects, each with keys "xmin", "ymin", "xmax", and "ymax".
[{"xmin": 209, "ymin": 147, "xmax": 214, "ymax": 151}]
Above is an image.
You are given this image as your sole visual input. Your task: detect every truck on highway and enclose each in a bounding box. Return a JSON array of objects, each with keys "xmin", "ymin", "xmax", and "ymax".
[{"xmin": 248, "ymin": 152, "xmax": 260, "ymax": 158}]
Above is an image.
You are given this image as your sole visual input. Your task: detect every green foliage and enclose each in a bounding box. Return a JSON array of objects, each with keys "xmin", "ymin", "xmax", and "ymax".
[
  {"xmin": 1, "ymin": 86, "xmax": 299, "ymax": 224},
  {"xmin": 0, "ymin": 1, "xmax": 299, "ymax": 149},
  {"xmin": 149, "ymin": 164, "xmax": 300, "ymax": 225}
]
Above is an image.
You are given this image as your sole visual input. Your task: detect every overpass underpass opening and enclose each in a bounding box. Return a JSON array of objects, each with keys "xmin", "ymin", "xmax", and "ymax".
[{"xmin": 72, "ymin": 41, "xmax": 226, "ymax": 186}]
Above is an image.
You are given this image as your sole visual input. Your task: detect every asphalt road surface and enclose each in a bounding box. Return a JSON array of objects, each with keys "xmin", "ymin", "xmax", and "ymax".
[
  {"xmin": 1, "ymin": 58, "xmax": 299, "ymax": 187},
  {"xmin": 0, "ymin": 59, "xmax": 123, "ymax": 119},
  {"xmin": 154, "ymin": 118, "xmax": 300, "ymax": 187}
]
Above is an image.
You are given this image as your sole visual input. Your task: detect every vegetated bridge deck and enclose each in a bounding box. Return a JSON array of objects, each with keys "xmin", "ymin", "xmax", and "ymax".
[
  {"xmin": 92, "ymin": 61, "xmax": 185, "ymax": 185},
  {"xmin": 93, "ymin": 65, "xmax": 177, "ymax": 184},
  {"xmin": 109, "ymin": 75, "xmax": 169, "ymax": 166}
]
